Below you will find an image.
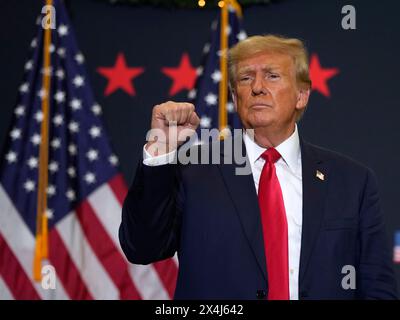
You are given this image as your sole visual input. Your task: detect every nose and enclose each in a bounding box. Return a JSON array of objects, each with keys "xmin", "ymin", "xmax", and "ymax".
[{"xmin": 251, "ymin": 73, "xmax": 267, "ymax": 96}]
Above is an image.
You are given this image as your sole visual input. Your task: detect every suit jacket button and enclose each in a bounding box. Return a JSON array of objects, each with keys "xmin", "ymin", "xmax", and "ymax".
[{"xmin": 256, "ymin": 290, "xmax": 266, "ymax": 299}]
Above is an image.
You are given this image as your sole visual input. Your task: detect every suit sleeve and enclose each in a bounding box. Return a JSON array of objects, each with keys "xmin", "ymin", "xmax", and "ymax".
[
  {"xmin": 358, "ymin": 169, "xmax": 398, "ymax": 299},
  {"xmin": 119, "ymin": 160, "xmax": 183, "ymax": 264}
]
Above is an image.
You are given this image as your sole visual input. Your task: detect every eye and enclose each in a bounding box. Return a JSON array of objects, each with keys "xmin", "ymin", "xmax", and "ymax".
[
  {"xmin": 267, "ymin": 73, "xmax": 280, "ymax": 80},
  {"xmin": 238, "ymin": 75, "xmax": 252, "ymax": 83}
]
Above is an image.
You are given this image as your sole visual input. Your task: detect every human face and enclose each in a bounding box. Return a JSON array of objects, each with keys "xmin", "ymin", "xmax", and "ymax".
[{"xmin": 233, "ymin": 51, "xmax": 309, "ymax": 133}]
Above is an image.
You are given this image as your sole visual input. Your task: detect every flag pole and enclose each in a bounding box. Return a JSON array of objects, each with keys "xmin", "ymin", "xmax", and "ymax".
[
  {"xmin": 33, "ymin": 0, "xmax": 53, "ymax": 281},
  {"xmin": 218, "ymin": 0, "xmax": 229, "ymax": 137},
  {"xmin": 218, "ymin": 0, "xmax": 242, "ymax": 139}
]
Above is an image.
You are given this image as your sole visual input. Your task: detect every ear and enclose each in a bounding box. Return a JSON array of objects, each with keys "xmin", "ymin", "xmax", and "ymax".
[{"xmin": 295, "ymin": 88, "xmax": 310, "ymax": 111}]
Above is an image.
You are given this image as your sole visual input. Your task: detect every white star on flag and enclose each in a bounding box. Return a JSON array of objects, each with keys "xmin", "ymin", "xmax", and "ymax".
[
  {"xmin": 5, "ymin": 151, "xmax": 17, "ymax": 164},
  {"xmin": 91, "ymin": 103, "xmax": 102, "ymax": 115},
  {"xmin": 15, "ymin": 105, "xmax": 25, "ymax": 117},
  {"xmin": 70, "ymin": 98, "xmax": 82, "ymax": 111},
  {"xmin": 203, "ymin": 43, "xmax": 211, "ymax": 54},
  {"xmin": 84, "ymin": 172, "xmax": 96, "ymax": 184},
  {"xmin": 211, "ymin": 70, "xmax": 222, "ymax": 83},
  {"xmin": 57, "ymin": 47, "xmax": 66, "ymax": 58},
  {"xmin": 10, "ymin": 128, "xmax": 21, "ymax": 140},
  {"xmin": 75, "ymin": 53, "xmax": 85, "ymax": 64},
  {"xmin": 200, "ymin": 116, "xmax": 212, "ymax": 128},
  {"xmin": 68, "ymin": 144, "xmax": 77, "ymax": 156},
  {"xmin": 53, "ymin": 114, "xmax": 64, "ymax": 126},
  {"xmin": 109, "ymin": 154, "xmax": 119, "ymax": 166},
  {"xmin": 27, "ymin": 157, "xmax": 38, "ymax": 169},
  {"xmin": 86, "ymin": 149, "xmax": 99, "ymax": 162},
  {"xmin": 187, "ymin": 89, "xmax": 197, "ymax": 100},
  {"xmin": 46, "ymin": 185, "xmax": 56, "ymax": 197},
  {"xmin": 48, "ymin": 44, "xmax": 55, "ymax": 53},
  {"xmin": 45, "ymin": 209, "xmax": 54, "ymax": 219},
  {"xmin": 37, "ymin": 88, "xmax": 47, "ymax": 99},
  {"xmin": 227, "ymin": 102, "xmax": 235, "ymax": 113},
  {"xmin": 25, "ymin": 60, "xmax": 33, "ymax": 71},
  {"xmin": 58, "ymin": 24, "xmax": 68, "ymax": 37},
  {"xmin": 34, "ymin": 111, "xmax": 44, "ymax": 123},
  {"xmin": 72, "ymin": 75, "xmax": 85, "ymax": 88},
  {"xmin": 67, "ymin": 166, "xmax": 76, "ymax": 178},
  {"xmin": 19, "ymin": 83, "xmax": 29, "ymax": 93},
  {"xmin": 89, "ymin": 126, "xmax": 101, "ymax": 138},
  {"xmin": 196, "ymin": 67, "xmax": 204, "ymax": 76},
  {"xmin": 23, "ymin": 180, "xmax": 35, "ymax": 192},
  {"xmin": 51, "ymin": 138, "xmax": 61, "ymax": 149},
  {"xmin": 205, "ymin": 93, "xmax": 218, "ymax": 106},
  {"xmin": 30, "ymin": 38, "xmax": 37, "ymax": 48},
  {"xmin": 237, "ymin": 30, "xmax": 247, "ymax": 41},
  {"xmin": 55, "ymin": 69, "xmax": 65, "ymax": 80},
  {"xmin": 31, "ymin": 134, "xmax": 41, "ymax": 146},
  {"xmin": 68, "ymin": 121, "xmax": 79, "ymax": 133},
  {"xmin": 66, "ymin": 189, "xmax": 76, "ymax": 201},
  {"xmin": 54, "ymin": 90, "xmax": 66, "ymax": 103},
  {"xmin": 49, "ymin": 161, "xmax": 59, "ymax": 173}
]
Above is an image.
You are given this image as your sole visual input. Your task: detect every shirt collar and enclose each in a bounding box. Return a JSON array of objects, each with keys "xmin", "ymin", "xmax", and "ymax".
[{"xmin": 243, "ymin": 124, "xmax": 301, "ymax": 174}]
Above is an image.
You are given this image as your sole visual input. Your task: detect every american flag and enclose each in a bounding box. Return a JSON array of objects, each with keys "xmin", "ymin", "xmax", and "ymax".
[
  {"xmin": 0, "ymin": 0, "xmax": 177, "ymax": 299},
  {"xmin": 394, "ymin": 231, "xmax": 400, "ymax": 264},
  {"xmin": 189, "ymin": 0, "xmax": 247, "ymax": 135}
]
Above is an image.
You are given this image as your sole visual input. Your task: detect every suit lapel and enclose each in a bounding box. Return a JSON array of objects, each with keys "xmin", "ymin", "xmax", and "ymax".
[
  {"xmin": 216, "ymin": 136, "xmax": 330, "ymax": 285},
  {"xmin": 217, "ymin": 135, "xmax": 267, "ymax": 281},
  {"xmin": 299, "ymin": 139, "xmax": 330, "ymax": 284}
]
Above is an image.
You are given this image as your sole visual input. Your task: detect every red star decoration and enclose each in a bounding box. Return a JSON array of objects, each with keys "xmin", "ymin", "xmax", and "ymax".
[
  {"xmin": 309, "ymin": 54, "xmax": 339, "ymax": 97},
  {"xmin": 97, "ymin": 53, "xmax": 144, "ymax": 96},
  {"xmin": 162, "ymin": 53, "xmax": 197, "ymax": 96}
]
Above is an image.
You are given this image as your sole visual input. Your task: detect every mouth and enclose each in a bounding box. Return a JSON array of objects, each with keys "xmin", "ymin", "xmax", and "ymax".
[{"xmin": 249, "ymin": 103, "xmax": 272, "ymax": 110}]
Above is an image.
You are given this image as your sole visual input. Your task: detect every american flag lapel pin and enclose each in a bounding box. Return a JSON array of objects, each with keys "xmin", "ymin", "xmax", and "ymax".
[{"xmin": 316, "ymin": 170, "xmax": 325, "ymax": 181}]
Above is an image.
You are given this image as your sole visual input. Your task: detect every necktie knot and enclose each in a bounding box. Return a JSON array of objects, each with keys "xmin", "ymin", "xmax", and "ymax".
[{"xmin": 261, "ymin": 148, "xmax": 281, "ymax": 164}]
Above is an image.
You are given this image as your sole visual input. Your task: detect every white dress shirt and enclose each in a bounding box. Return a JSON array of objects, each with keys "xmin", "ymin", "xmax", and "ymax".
[
  {"xmin": 243, "ymin": 126, "xmax": 302, "ymax": 300},
  {"xmin": 143, "ymin": 125, "xmax": 303, "ymax": 300}
]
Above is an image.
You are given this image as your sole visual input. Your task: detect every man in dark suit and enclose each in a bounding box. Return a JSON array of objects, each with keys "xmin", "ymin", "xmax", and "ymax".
[{"xmin": 119, "ymin": 35, "xmax": 397, "ymax": 299}]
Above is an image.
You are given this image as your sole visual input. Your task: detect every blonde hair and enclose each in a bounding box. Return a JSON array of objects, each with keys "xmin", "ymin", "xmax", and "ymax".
[{"xmin": 228, "ymin": 35, "xmax": 311, "ymax": 120}]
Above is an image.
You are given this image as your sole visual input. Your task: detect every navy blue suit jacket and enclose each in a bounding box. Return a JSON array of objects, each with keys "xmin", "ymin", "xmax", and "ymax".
[{"xmin": 119, "ymin": 136, "xmax": 398, "ymax": 299}]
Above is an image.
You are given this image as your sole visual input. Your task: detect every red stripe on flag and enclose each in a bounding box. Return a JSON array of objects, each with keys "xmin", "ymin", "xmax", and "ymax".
[
  {"xmin": 108, "ymin": 174, "xmax": 128, "ymax": 205},
  {"xmin": 75, "ymin": 200, "xmax": 142, "ymax": 299},
  {"xmin": 109, "ymin": 173, "xmax": 179, "ymax": 299},
  {"xmin": 153, "ymin": 258, "xmax": 178, "ymax": 298},
  {"xmin": 49, "ymin": 229, "xmax": 93, "ymax": 299},
  {"xmin": 0, "ymin": 233, "xmax": 40, "ymax": 299}
]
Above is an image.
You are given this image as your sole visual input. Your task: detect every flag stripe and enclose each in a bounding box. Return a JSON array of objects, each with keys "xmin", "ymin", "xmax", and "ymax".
[
  {"xmin": 55, "ymin": 212, "xmax": 119, "ymax": 299},
  {"xmin": 153, "ymin": 259, "xmax": 178, "ymax": 298},
  {"xmin": 0, "ymin": 275, "xmax": 14, "ymax": 300},
  {"xmin": 108, "ymin": 175, "xmax": 179, "ymax": 298},
  {"xmin": 108, "ymin": 174, "xmax": 128, "ymax": 204},
  {"xmin": 0, "ymin": 185, "xmax": 69, "ymax": 300},
  {"xmin": 88, "ymin": 179, "xmax": 171, "ymax": 299},
  {"xmin": 0, "ymin": 233, "xmax": 40, "ymax": 299},
  {"xmin": 75, "ymin": 197, "xmax": 142, "ymax": 299},
  {"xmin": 87, "ymin": 179, "xmax": 123, "ymax": 249},
  {"xmin": 49, "ymin": 229, "xmax": 92, "ymax": 299},
  {"xmin": 128, "ymin": 264, "xmax": 170, "ymax": 299}
]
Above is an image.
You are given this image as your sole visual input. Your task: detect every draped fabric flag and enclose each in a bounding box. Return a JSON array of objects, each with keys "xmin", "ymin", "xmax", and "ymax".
[
  {"xmin": 190, "ymin": 0, "xmax": 247, "ymax": 136},
  {"xmin": 394, "ymin": 231, "xmax": 400, "ymax": 264},
  {"xmin": 0, "ymin": 0, "xmax": 177, "ymax": 300}
]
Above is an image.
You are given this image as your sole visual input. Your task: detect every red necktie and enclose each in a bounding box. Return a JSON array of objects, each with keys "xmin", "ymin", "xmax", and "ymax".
[{"xmin": 258, "ymin": 148, "xmax": 289, "ymax": 300}]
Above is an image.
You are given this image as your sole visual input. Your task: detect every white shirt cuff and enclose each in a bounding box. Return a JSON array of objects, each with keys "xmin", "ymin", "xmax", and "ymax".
[{"xmin": 142, "ymin": 144, "xmax": 177, "ymax": 166}]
